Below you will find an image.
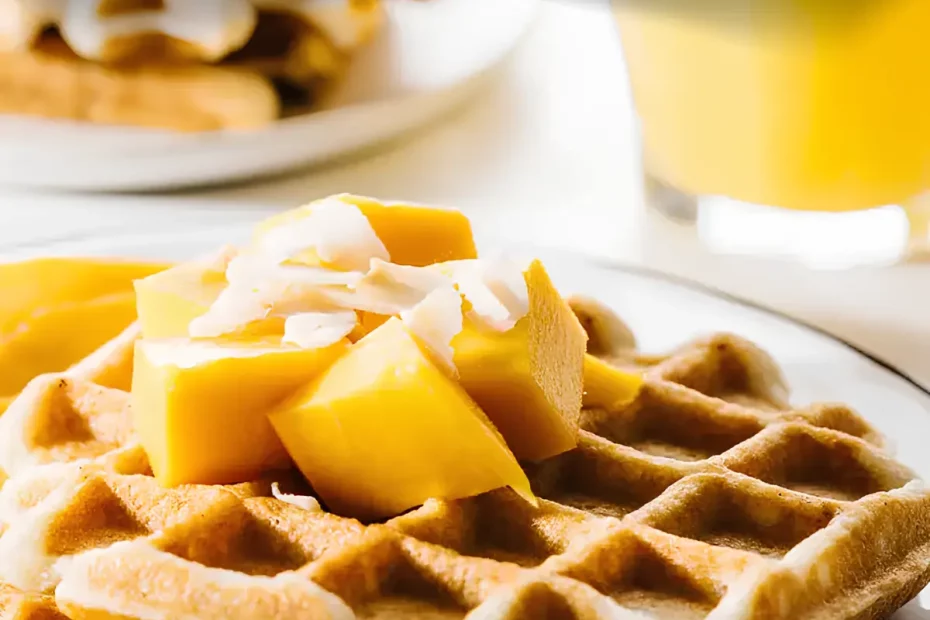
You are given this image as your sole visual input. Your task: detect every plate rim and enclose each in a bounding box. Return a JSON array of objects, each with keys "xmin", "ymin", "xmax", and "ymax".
[{"xmin": 582, "ymin": 256, "xmax": 930, "ymax": 398}]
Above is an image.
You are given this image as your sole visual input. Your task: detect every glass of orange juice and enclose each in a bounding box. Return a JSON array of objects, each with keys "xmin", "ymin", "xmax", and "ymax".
[{"xmin": 613, "ymin": 0, "xmax": 930, "ymax": 267}]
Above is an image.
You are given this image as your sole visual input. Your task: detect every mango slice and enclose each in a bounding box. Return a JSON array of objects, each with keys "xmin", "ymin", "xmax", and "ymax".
[
  {"xmin": 268, "ymin": 318, "xmax": 535, "ymax": 520},
  {"xmin": 256, "ymin": 194, "xmax": 478, "ymax": 268},
  {"xmin": 0, "ymin": 258, "xmax": 166, "ymax": 412},
  {"xmin": 134, "ymin": 251, "xmax": 232, "ymax": 338},
  {"xmin": 452, "ymin": 260, "xmax": 587, "ymax": 462},
  {"xmin": 340, "ymin": 194, "xmax": 478, "ymax": 266},
  {"xmin": 0, "ymin": 291, "xmax": 138, "ymax": 398},
  {"xmin": 132, "ymin": 337, "xmax": 348, "ymax": 487},
  {"xmin": 0, "ymin": 257, "xmax": 167, "ymax": 332},
  {"xmin": 581, "ymin": 354, "xmax": 643, "ymax": 409}
]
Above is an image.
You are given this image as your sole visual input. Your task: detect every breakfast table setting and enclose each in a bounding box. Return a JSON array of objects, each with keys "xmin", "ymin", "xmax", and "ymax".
[{"xmin": 0, "ymin": 0, "xmax": 929, "ymax": 618}]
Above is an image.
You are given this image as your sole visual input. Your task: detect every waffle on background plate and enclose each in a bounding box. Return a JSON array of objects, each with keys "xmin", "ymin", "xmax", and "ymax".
[
  {"xmin": 0, "ymin": 0, "xmax": 382, "ymax": 132},
  {"xmin": 1, "ymin": 298, "xmax": 929, "ymax": 620}
]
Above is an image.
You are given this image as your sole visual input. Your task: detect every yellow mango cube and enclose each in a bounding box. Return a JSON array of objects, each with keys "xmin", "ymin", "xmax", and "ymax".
[
  {"xmin": 268, "ymin": 318, "xmax": 534, "ymax": 520},
  {"xmin": 0, "ymin": 257, "xmax": 166, "ymax": 410},
  {"xmin": 134, "ymin": 251, "xmax": 232, "ymax": 338},
  {"xmin": 347, "ymin": 311, "xmax": 389, "ymax": 343},
  {"xmin": 0, "ymin": 257, "xmax": 167, "ymax": 333},
  {"xmin": 132, "ymin": 337, "xmax": 347, "ymax": 487},
  {"xmin": 582, "ymin": 354, "xmax": 643, "ymax": 410},
  {"xmin": 256, "ymin": 194, "xmax": 478, "ymax": 268},
  {"xmin": 452, "ymin": 260, "xmax": 587, "ymax": 462},
  {"xmin": 0, "ymin": 291, "xmax": 138, "ymax": 408},
  {"xmin": 340, "ymin": 194, "xmax": 478, "ymax": 266}
]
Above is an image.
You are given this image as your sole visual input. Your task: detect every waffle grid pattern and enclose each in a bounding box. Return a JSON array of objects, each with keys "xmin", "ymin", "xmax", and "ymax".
[{"xmin": 1, "ymin": 309, "xmax": 929, "ymax": 619}]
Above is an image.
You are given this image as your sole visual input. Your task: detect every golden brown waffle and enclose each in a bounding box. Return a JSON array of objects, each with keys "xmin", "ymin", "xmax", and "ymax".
[
  {"xmin": 0, "ymin": 2, "xmax": 380, "ymax": 131},
  {"xmin": 1, "ymin": 301, "xmax": 929, "ymax": 619},
  {"xmin": 0, "ymin": 35, "xmax": 282, "ymax": 132}
]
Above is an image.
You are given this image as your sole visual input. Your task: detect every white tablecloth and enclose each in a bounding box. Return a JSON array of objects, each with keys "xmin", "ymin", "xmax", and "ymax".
[{"xmin": 0, "ymin": 1, "xmax": 926, "ymax": 385}]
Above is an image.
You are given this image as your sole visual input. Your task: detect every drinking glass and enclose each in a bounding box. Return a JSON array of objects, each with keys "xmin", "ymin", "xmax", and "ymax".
[{"xmin": 612, "ymin": 0, "xmax": 930, "ymax": 267}]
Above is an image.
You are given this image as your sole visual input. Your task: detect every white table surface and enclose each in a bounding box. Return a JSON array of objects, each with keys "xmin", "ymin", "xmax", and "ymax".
[{"xmin": 0, "ymin": 0, "xmax": 927, "ymax": 386}]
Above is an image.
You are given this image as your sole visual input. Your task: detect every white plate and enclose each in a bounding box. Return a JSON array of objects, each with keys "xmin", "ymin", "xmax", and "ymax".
[
  {"xmin": 0, "ymin": 0, "xmax": 539, "ymax": 192},
  {"xmin": 8, "ymin": 229, "xmax": 930, "ymax": 617}
]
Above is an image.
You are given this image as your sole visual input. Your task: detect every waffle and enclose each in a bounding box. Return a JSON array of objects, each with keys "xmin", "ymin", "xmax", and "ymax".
[
  {"xmin": 1, "ymin": 298, "xmax": 929, "ymax": 620},
  {"xmin": 0, "ymin": 0, "xmax": 381, "ymax": 131}
]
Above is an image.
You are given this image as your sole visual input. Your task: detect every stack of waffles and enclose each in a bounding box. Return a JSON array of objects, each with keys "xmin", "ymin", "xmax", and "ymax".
[
  {"xmin": 1, "ymin": 297, "xmax": 929, "ymax": 619},
  {"xmin": 0, "ymin": 0, "xmax": 382, "ymax": 131}
]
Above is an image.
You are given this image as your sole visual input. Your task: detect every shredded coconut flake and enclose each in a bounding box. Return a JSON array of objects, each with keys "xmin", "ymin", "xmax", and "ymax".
[
  {"xmin": 188, "ymin": 279, "xmax": 284, "ymax": 338},
  {"xmin": 193, "ymin": 199, "xmax": 391, "ymax": 338},
  {"xmin": 279, "ymin": 264, "xmax": 363, "ymax": 287},
  {"xmin": 265, "ymin": 283, "xmax": 351, "ymax": 317},
  {"xmin": 271, "ymin": 483, "xmax": 321, "ymax": 512},
  {"xmin": 350, "ymin": 259, "xmax": 451, "ymax": 316},
  {"xmin": 256, "ymin": 198, "xmax": 389, "ymax": 270},
  {"xmin": 190, "ymin": 204, "xmax": 533, "ymax": 348},
  {"xmin": 481, "ymin": 255, "xmax": 530, "ymax": 319},
  {"xmin": 400, "ymin": 287, "xmax": 463, "ymax": 374},
  {"xmin": 283, "ymin": 311, "xmax": 357, "ymax": 349},
  {"xmin": 439, "ymin": 258, "xmax": 529, "ymax": 332},
  {"xmin": 191, "ymin": 258, "xmax": 363, "ymax": 339},
  {"xmin": 226, "ymin": 255, "xmax": 363, "ymax": 288}
]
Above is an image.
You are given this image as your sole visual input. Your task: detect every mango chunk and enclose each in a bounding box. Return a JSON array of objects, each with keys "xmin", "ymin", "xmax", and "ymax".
[
  {"xmin": 132, "ymin": 337, "xmax": 347, "ymax": 487},
  {"xmin": 134, "ymin": 251, "xmax": 232, "ymax": 338},
  {"xmin": 347, "ymin": 311, "xmax": 389, "ymax": 343},
  {"xmin": 0, "ymin": 291, "xmax": 139, "ymax": 399},
  {"xmin": 0, "ymin": 257, "xmax": 167, "ymax": 332},
  {"xmin": 0, "ymin": 257, "xmax": 166, "ymax": 411},
  {"xmin": 582, "ymin": 354, "xmax": 643, "ymax": 409},
  {"xmin": 256, "ymin": 194, "xmax": 478, "ymax": 268},
  {"xmin": 452, "ymin": 260, "xmax": 587, "ymax": 462},
  {"xmin": 340, "ymin": 194, "xmax": 478, "ymax": 266},
  {"xmin": 268, "ymin": 318, "xmax": 534, "ymax": 520}
]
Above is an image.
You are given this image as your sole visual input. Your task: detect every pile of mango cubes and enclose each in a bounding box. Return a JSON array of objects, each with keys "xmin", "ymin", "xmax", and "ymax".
[{"xmin": 2, "ymin": 195, "xmax": 643, "ymax": 521}]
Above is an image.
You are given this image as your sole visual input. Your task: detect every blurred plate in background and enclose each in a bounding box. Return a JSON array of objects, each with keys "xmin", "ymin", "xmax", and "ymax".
[{"xmin": 0, "ymin": 0, "xmax": 539, "ymax": 192}]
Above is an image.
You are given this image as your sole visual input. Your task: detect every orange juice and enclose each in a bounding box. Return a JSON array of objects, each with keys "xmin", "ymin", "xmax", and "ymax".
[{"xmin": 615, "ymin": 1, "xmax": 930, "ymax": 212}]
